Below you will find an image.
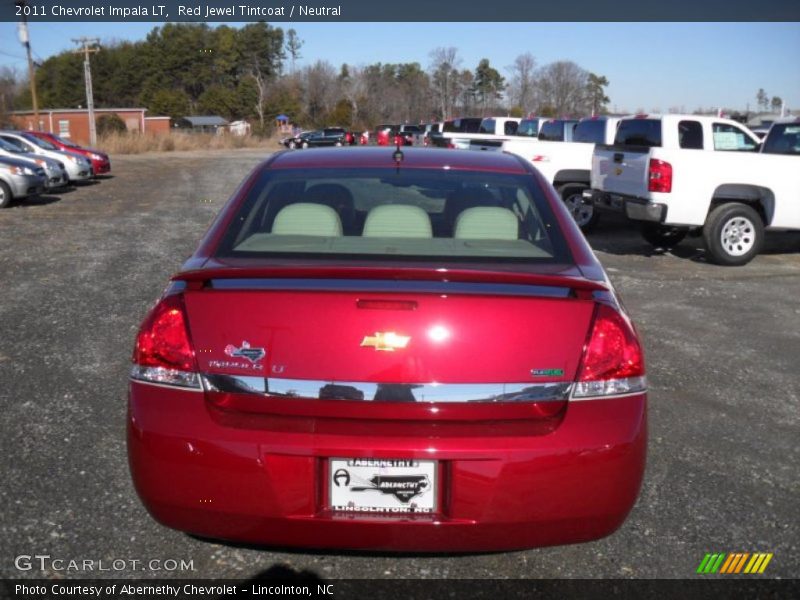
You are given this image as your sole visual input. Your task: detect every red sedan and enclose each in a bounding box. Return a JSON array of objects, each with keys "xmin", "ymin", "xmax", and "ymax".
[
  {"xmin": 25, "ymin": 131, "xmax": 111, "ymax": 175},
  {"xmin": 128, "ymin": 147, "xmax": 646, "ymax": 552}
]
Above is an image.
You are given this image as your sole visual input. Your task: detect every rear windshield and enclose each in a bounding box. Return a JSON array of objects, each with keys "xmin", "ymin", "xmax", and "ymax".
[
  {"xmin": 762, "ymin": 124, "xmax": 800, "ymax": 155},
  {"xmin": 538, "ymin": 121, "xmax": 576, "ymax": 142},
  {"xmin": 573, "ymin": 119, "xmax": 607, "ymax": 143},
  {"xmin": 443, "ymin": 118, "xmax": 482, "ymax": 133},
  {"xmin": 516, "ymin": 119, "xmax": 540, "ymax": 137},
  {"xmin": 217, "ymin": 167, "xmax": 572, "ymax": 266},
  {"xmin": 614, "ymin": 119, "xmax": 662, "ymax": 147}
]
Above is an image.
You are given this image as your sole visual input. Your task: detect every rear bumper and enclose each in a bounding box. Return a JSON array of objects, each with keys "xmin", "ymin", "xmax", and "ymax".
[
  {"xmin": 586, "ymin": 190, "xmax": 666, "ymax": 223},
  {"xmin": 128, "ymin": 382, "xmax": 646, "ymax": 551}
]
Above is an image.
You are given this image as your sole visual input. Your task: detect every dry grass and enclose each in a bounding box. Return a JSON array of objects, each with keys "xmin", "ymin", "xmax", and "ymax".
[{"xmin": 95, "ymin": 132, "xmax": 282, "ymax": 155}]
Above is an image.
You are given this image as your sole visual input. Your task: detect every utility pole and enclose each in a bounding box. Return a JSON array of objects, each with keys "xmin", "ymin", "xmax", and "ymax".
[
  {"xmin": 72, "ymin": 37, "xmax": 100, "ymax": 146},
  {"xmin": 15, "ymin": 1, "xmax": 39, "ymax": 130}
]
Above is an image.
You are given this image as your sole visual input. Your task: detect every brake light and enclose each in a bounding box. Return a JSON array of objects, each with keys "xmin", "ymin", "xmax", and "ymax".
[
  {"xmin": 648, "ymin": 158, "xmax": 672, "ymax": 193},
  {"xmin": 573, "ymin": 304, "xmax": 646, "ymax": 399},
  {"xmin": 447, "ymin": 143, "xmax": 456, "ymax": 149},
  {"xmin": 131, "ymin": 294, "xmax": 200, "ymax": 388}
]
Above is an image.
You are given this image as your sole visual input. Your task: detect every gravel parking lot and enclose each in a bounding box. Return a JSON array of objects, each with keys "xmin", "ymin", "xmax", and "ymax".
[{"xmin": 0, "ymin": 149, "xmax": 797, "ymax": 580}]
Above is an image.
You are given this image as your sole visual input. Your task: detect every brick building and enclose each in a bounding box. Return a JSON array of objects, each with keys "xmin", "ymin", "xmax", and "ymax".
[{"xmin": 8, "ymin": 108, "xmax": 171, "ymax": 145}]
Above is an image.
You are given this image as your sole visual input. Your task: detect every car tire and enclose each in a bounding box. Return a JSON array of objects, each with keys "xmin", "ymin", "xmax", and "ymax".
[
  {"xmin": 301, "ymin": 141, "xmax": 309, "ymax": 149},
  {"xmin": 560, "ymin": 185, "xmax": 599, "ymax": 232},
  {"xmin": 641, "ymin": 223, "xmax": 688, "ymax": 249},
  {"xmin": 0, "ymin": 180, "xmax": 13, "ymax": 209},
  {"xmin": 288, "ymin": 140, "xmax": 297, "ymax": 149},
  {"xmin": 703, "ymin": 202, "xmax": 764, "ymax": 266},
  {"xmin": 335, "ymin": 140, "xmax": 343, "ymax": 147}
]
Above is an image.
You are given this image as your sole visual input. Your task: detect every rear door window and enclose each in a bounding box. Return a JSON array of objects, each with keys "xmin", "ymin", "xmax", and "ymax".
[
  {"xmin": 678, "ymin": 120, "xmax": 704, "ymax": 149},
  {"xmin": 504, "ymin": 120, "xmax": 519, "ymax": 135}
]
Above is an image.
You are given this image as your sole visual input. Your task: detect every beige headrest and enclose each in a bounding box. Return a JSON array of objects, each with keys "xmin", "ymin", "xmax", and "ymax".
[
  {"xmin": 272, "ymin": 203, "xmax": 343, "ymax": 236},
  {"xmin": 454, "ymin": 207, "xmax": 519, "ymax": 240},
  {"xmin": 363, "ymin": 205, "xmax": 433, "ymax": 238}
]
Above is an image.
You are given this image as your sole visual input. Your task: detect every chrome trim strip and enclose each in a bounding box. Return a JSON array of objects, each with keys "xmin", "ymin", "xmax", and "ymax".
[
  {"xmin": 200, "ymin": 374, "xmax": 572, "ymax": 403},
  {"xmin": 129, "ymin": 378, "xmax": 205, "ymax": 393},
  {"xmin": 209, "ymin": 278, "xmax": 572, "ymax": 299}
]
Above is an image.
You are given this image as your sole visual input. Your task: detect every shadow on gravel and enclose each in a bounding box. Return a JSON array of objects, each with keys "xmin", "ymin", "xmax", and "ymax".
[
  {"xmin": 74, "ymin": 179, "xmax": 101, "ymax": 187},
  {"xmin": 17, "ymin": 195, "xmax": 62, "ymax": 207},
  {"xmin": 585, "ymin": 213, "xmax": 800, "ymax": 263},
  {"xmin": 94, "ymin": 174, "xmax": 114, "ymax": 180}
]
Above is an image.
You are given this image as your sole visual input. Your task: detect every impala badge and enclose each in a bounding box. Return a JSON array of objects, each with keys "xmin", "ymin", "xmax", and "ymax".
[
  {"xmin": 224, "ymin": 341, "xmax": 266, "ymax": 363},
  {"xmin": 360, "ymin": 332, "xmax": 411, "ymax": 352}
]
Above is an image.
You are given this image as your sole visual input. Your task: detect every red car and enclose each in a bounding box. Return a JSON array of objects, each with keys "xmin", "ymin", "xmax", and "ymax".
[
  {"xmin": 25, "ymin": 130, "xmax": 111, "ymax": 175},
  {"xmin": 128, "ymin": 147, "xmax": 647, "ymax": 552}
]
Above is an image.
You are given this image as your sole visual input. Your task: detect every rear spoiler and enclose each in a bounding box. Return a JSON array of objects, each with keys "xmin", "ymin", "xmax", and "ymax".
[{"xmin": 173, "ymin": 265, "xmax": 608, "ymax": 294}]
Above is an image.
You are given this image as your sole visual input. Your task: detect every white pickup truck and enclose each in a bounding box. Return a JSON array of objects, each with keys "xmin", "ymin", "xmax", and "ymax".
[
  {"xmin": 428, "ymin": 117, "xmax": 520, "ymax": 150},
  {"xmin": 502, "ymin": 117, "xmax": 618, "ymax": 231},
  {"xmin": 589, "ymin": 114, "xmax": 800, "ymax": 265}
]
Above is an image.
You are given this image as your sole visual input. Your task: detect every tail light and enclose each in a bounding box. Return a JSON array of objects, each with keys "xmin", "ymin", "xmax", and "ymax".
[
  {"xmin": 648, "ymin": 159, "xmax": 672, "ymax": 193},
  {"xmin": 573, "ymin": 304, "xmax": 646, "ymax": 399},
  {"xmin": 447, "ymin": 142, "xmax": 456, "ymax": 149},
  {"xmin": 131, "ymin": 293, "xmax": 200, "ymax": 389}
]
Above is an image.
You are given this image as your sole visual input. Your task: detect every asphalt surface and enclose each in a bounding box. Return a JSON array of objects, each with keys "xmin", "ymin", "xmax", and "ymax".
[{"xmin": 0, "ymin": 149, "xmax": 798, "ymax": 580}]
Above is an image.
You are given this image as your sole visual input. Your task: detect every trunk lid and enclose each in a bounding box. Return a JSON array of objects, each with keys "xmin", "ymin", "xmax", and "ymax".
[{"xmin": 180, "ymin": 269, "xmax": 599, "ymax": 386}]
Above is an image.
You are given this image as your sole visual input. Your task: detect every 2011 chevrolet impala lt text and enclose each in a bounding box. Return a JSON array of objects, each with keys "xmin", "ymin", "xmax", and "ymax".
[{"xmin": 128, "ymin": 147, "xmax": 647, "ymax": 552}]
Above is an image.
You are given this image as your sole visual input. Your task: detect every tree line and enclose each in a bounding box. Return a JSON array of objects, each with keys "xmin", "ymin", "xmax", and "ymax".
[{"xmin": 1, "ymin": 23, "xmax": 613, "ymax": 132}]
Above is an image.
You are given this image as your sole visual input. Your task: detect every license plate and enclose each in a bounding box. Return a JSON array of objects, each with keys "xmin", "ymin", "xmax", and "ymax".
[{"xmin": 329, "ymin": 458, "xmax": 437, "ymax": 514}]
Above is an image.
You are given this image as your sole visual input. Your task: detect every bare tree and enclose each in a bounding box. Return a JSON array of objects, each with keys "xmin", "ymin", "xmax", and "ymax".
[
  {"xmin": 506, "ymin": 53, "xmax": 536, "ymax": 115},
  {"xmin": 534, "ymin": 61, "xmax": 589, "ymax": 116},
  {"xmin": 302, "ymin": 60, "xmax": 338, "ymax": 125},
  {"xmin": 429, "ymin": 47, "xmax": 461, "ymax": 120}
]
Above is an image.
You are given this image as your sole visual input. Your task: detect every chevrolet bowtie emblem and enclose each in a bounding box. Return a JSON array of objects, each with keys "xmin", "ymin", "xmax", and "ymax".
[{"xmin": 360, "ymin": 332, "xmax": 411, "ymax": 352}]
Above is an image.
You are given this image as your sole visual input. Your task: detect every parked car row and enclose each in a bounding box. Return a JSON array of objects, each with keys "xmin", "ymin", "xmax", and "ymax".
[
  {"xmin": 0, "ymin": 130, "xmax": 111, "ymax": 209},
  {"xmin": 280, "ymin": 127, "xmax": 357, "ymax": 149}
]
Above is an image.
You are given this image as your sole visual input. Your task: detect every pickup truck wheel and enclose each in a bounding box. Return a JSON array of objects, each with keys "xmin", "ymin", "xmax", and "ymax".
[
  {"xmin": 301, "ymin": 141, "xmax": 309, "ymax": 149},
  {"xmin": 641, "ymin": 224, "xmax": 687, "ymax": 249},
  {"xmin": 0, "ymin": 181, "xmax": 12, "ymax": 208},
  {"xmin": 561, "ymin": 185, "xmax": 599, "ymax": 232},
  {"xmin": 335, "ymin": 140, "xmax": 343, "ymax": 147},
  {"xmin": 703, "ymin": 203, "xmax": 764, "ymax": 266},
  {"xmin": 288, "ymin": 140, "xmax": 297, "ymax": 149}
]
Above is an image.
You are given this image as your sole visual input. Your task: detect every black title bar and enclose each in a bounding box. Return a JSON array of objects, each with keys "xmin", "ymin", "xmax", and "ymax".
[{"xmin": 3, "ymin": 0, "xmax": 800, "ymax": 22}]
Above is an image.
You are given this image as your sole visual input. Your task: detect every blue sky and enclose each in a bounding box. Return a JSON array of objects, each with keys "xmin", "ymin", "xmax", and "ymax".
[{"xmin": 1, "ymin": 21, "xmax": 798, "ymax": 112}]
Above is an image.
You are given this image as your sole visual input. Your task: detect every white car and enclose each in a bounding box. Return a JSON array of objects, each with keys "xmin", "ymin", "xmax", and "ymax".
[
  {"xmin": 0, "ymin": 131, "xmax": 93, "ymax": 183},
  {"xmin": 0, "ymin": 137, "xmax": 68, "ymax": 190}
]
